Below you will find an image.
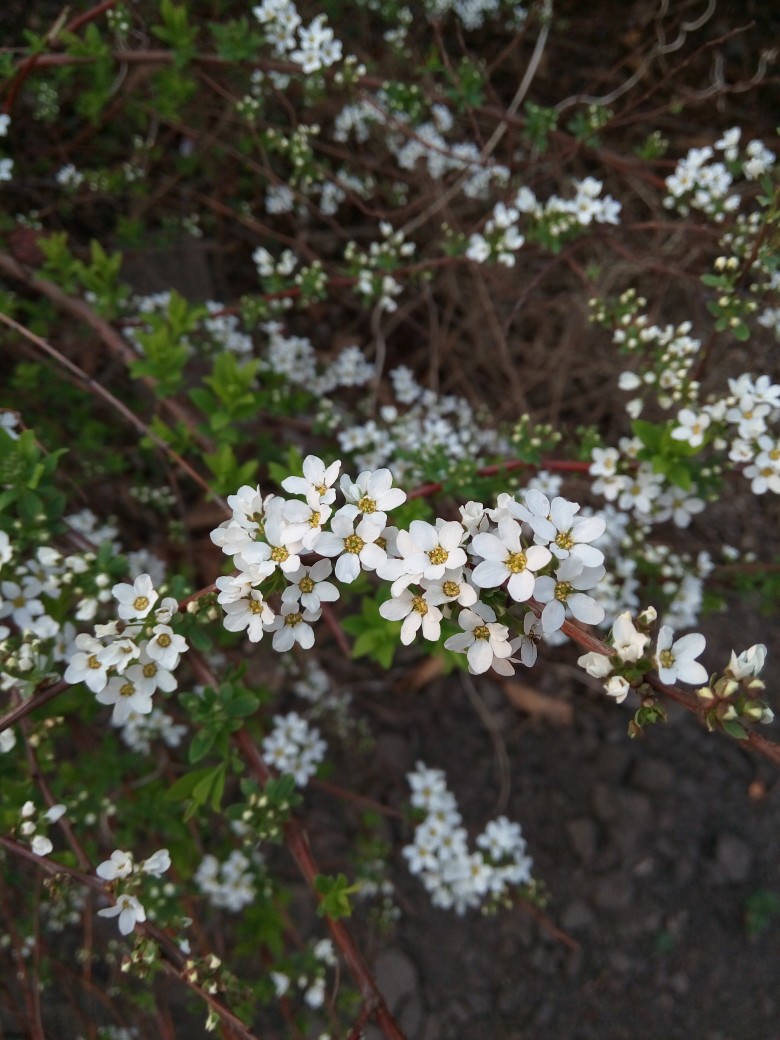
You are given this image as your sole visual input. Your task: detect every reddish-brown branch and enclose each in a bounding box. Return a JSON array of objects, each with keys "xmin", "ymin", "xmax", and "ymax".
[{"xmin": 232, "ymin": 729, "xmax": 408, "ymax": 1040}]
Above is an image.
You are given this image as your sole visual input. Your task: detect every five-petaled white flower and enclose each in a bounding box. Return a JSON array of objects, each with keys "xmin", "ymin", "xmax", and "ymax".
[
  {"xmin": 444, "ymin": 602, "xmax": 513, "ymax": 675},
  {"xmin": 98, "ymin": 894, "xmax": 146, "ymax": 935},
  {"xmin": 315, "ymin": 507, "xmax": 386, "ymax": 583},
  {"xmin": 470, "ymin": 518, "xmax": 551, "ymax": 602},
  {"xmin": 281, "ymin": 560, "xmax": 340, "ymax": 611},
  {"xmin": 379, "ymin": 589, "xmax": 443, "ymax": 645},
  {"xmin": 282, "ymin": 455, "xmax": 341, "ymax": 505},
  {"xmin": 654, "ymin": 626, "xmax": 708, "ymax": 685},
  {"xmin": 112, "ymin": 574, "xmax": 159, "ymax": 621}
]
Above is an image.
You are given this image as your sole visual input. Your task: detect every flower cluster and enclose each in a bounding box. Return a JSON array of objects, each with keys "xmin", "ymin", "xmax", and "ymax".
[
  {"xmin": 664, "ymin": 131, "xmax": 775, "ymax": 218},
  {"xmin": 195, "ymin": 850, "xmax": 257, "ymax": 912},
  {"xmin": 467, "ymin": 177, "xmax": 620, "ymax": 266},
  {"xmin": 212, "ymin": 460, "xmax": 613, "ymax": 675},
  {"xmin": 64, "ymin": 575, "xmax": 188, "ymax": 726},
  {"xmin": 17, "ymin": 800, "xmax": 66, "ymax": 858},
  {"xmin": 403, "ymin": 762, "xmax": 532, "ymax": 913},
  {"xmin": 252, "ymin": 2, "xmax": 343, "ymax": 74},
  {"xmin": 261, "ymin": 712, "xmax": 327, "ymax": 787},
  {"xmin": 96, "ymin": 847, "xmax": 171, "ymax": 935}
]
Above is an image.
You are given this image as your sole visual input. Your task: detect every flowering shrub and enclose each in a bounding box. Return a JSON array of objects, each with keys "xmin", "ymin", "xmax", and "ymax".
[{"xmin": 0, "ymin": 1, "xmax": 778, "ymax": 1036}]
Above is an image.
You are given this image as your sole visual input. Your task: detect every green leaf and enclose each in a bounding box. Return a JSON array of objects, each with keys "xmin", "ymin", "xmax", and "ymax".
[
  {"xmin": 224, "ymin": 693, "xmax": 260, "ymax": 719},
  {"xmin": 722, "ymin": 719, "xmax": 748, "ymax": 740},
  {"xmin": 164, "ymin": 766, "xmax": 219, "ymax": 802},
  {"xmin": 314, "ymin": 873, "xmax": 360, "ymax": 919},
  {"xmin": 189, "ymin": 728, "xmax": 217, "ymax": 763}
]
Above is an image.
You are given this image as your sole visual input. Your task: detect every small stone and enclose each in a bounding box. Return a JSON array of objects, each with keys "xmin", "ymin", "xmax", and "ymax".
[
  {"xmin": 713, "ymin": 832, "xmax": 753, "ymax": 883},
  {"xmin": 560, "ymin": 899, "xmax": 594, "ymax": 930},
  {"xmin": 566, "ymin": 818, "xmax": 598, "ymax": 865},
  {"xmin": 593, "ymin": 871, "xmax": 634, "ymax": 911},
  {"xmin": 631, "ymin": 756, "xmax": 674, "ymax": 792}
]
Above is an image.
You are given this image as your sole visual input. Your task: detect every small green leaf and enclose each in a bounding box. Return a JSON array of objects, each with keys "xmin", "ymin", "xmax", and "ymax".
[{"xmin": 722, "ymin": 719, "xmax": 748, "ymax": 740}]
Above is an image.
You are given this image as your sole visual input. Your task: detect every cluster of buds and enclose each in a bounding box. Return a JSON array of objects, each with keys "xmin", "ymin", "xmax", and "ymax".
[
  {"xmin": 697, "ymin": 644, "xmax": 773, "ymax": 733},
  {"xmin": 577, "ymin": 606, "xmax": 657, "ymax": 703}
]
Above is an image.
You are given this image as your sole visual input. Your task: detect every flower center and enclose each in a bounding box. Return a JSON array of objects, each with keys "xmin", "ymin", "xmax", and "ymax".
[
  {"xmin": 271, "ymin": 546, "xmax": 289, "ymax": 563},
  {"xmin": 473, "ymin": 624, "xmax": 491, "ymax": 641},
  {"xmin": 555, "ymin": 531, "xmax": 575, "ymax": 551},
  {"xmin": 659, "ymin": 649, "xmax": 675, "ymax": 668},
  {"xmin": 442, "ymin": 580, "xmax": 460, "ymax": 597},
  {"xmin": 284, "ymin": 611, "xmax": 302, "ymax": 627},
  {"xmin": 357, "ymin": 495, "xmax": 377, "ymax": 514},
  {"xmin": 343, "ymin": 534, "xmax": 364, "ymax": 554},
  {"xmin": 554, "ymin": 581, "xmax": 573, "ymax": 603},
  {"xmin": 315, "ymin": 483, "xmax": 327, "ymax": 496},
  {"xmin": 299, "ymin": 576, "xmax": 315, "ymax": 594},
  {"xmin": 308, "ymin": 511, "xmax": 321, "ymax": 527},
  {"xmin": 505, "ymin": 550, "xmax": 527, "ymax": 573},
  {"xmin": 120, "ymin": 681, "xmax": 135, "ymax": 698},
  {"xmin": 157, "ymin": 633, "xmax": 171, "ymax": 648},
  {"xmin": 133, "ymin": 595, "xmax": 149, "ymax": 613},
  {"xmin": 248, "ymin": 597, "xmax": 266, "ymax": 614},
  {"xmin": 428, "ymin": 546, "xmax": 448, "ymax": 565},
  {"xmin": 87, "ymin": 654, "xmax": 102, "ymax": 670},
  {"xmin": 411, "ymin": 595, "xmax": 428, "ymax": 615},
  {"xmin": 143, "ymin": 662, "xmax": 157, "ymax": 678}
]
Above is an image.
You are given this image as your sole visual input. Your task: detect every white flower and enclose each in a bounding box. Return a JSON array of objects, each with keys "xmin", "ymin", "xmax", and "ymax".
[
  {"xmin": 95, "ymin": 675, "xmax": 154, "ymax": 725},
  {"xmin": 314, "ymin": 507, "xmax": 386, "ymax": 583},
  {"xmin": 141, "ymin": 849, "xmax": 171, "ymax": 876},
  {"xmin": 423, "ymin": 572, "xmax": 479, "ymax": 609},
  {"xmin": 0, "ymin": 530, "xmax": 11, "ymax": 565},
  {"xmin": 611, "ymin": 612, "xmax": 649, "ymax": 662},
  {"xmin": 0, "ymin": 727, "xmax": 16, "ymax": 753},
  {"xmin": 605, "ymin": 675, "xmax": 631, "ymax": 703},
  {"xmin": 98, "ymin": 893, "xmax": 146, "ymax": 935},
  {"xmin": 339, "ymin": 468, "xmax": 407, "ymax": 524},
  {"xmin": 146, "ymin": 625, "xmax": 188, "ymax": 670},
  {"xmin": 671, "ymin": 408, "xmax": 710, "ymax": 448},
  {"xmin": 268, "ymin": 604, "xmax": 320, "ymax": 651},
  {"xmin": 512, "ymin": 491, "xmax": 606, "ymax": 566},
  {"xmin": 64, "ymin": 633, "xmax": 110, "ymax": 692},
  {"xmin": 281, "ymin": 559, "xmax": 339, "ymax": 611},
  {"xmin": 124, "ymin": 655, "xmax": 178, "ymax": 697},
  {"xmin": 654, "ymin": 626, "xmax": 708, "ymax": 685},
  {"xmin": 282, "ymin": 455, "xmax": 341, "ymax": 505},
  {"xmin": 45, "ymin": 804, "xmax": 67, "ymax": 823},
  {"xmin": 96, "ymin": 849, "xmax": 134, "ymax": 880},
  {"xmin": 444, "ymin": 602, "xmax": 513, "ymax": 674},
  {"xmin": 379, "ymin": 589, "xmax": 443, "ymax": 645},
  {"xmin": 222, "ymin": 589, "xmax": 275, "ymax": 642},
  {"xmin": 577, "ymin": 651, "xmax": 613, "ymax": 678},
  {"xmin": 111, "ymin": 574, "xmax": 159, "ymax": 621},
  {"xmin": 533, "ymin": 557, "xmax": 606, "ymax": 633},
  {"xmin": 470, "ymin": 518, "xmax": 551, "ymax": 602},
  {"xmin": 31, "ymin": 835, "xmax": 53, "ymax": 857},
  {"xmin": 727, "ymin": 643, "xmax": 766, "ymax": 680}
]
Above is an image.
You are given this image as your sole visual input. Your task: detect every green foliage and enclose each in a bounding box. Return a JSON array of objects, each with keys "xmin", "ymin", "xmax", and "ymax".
[
  {"xmin": 342, "ymin": 588, "xmax": 401, "ymax": 669},
  {"xmin": 210, "ymin": 18, "xmax": 265, "ymax": 61},
  {"xmin": 0, "ymin": 429, "xmax": 66, "ymax": 529},
  {"xmin": 203, "ymin": 442, "xmax": 259, "ymax": 497},
  {"xmin": 225, "ymin": 775, "xmax": 301, "ymax": 843},
  {"xmin": 130, "ymin": 292, "xmax": 204, "ymax": 396},
  {"xmin": 523, "ymin": 101, "xmax": 558, "ymax": 153},
  {"xmin": 314, "ymin": 873, "xmax": 360, "ymax": 919},
  {"xmin": 631, "ymin": 418, "xmax": 701, "ymax": 491},
  {"xmin": 165, "ymin": 762, "xmax": 227, "ymax": 819},
  {"xmin": 744, "ymin": 889, "xmax": 780, "ymax": 937},
  {"xmin": 151, "ymin": 0, "xmax": 199, "ymax": 65},
  {"xmin": 61, "ymin": 24, "xmax": 114, "ymax": 122}
]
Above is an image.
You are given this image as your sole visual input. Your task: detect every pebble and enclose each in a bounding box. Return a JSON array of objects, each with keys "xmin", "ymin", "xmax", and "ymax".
[{"xmin": 712, "ymin": 832, "xmax": 754, "ymax": 884}]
